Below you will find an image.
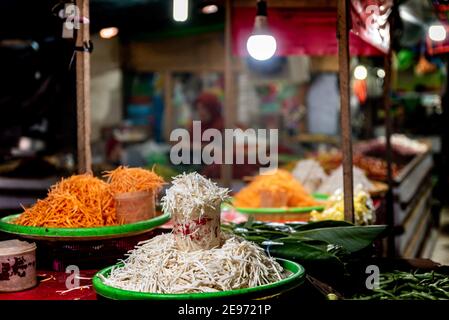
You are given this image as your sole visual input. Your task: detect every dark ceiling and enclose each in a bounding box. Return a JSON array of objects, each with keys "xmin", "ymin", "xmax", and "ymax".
[{"xmin": 0, "ymin": 0, "xmax": 224, "ymax": 40}]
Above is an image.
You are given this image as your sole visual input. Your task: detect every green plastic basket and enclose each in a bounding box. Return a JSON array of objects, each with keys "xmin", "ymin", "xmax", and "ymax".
[
  {"xmin": 93, "ymin": 258, "xmax": 305, "ymax": 300},
  {"xmin": 0, "ymin": 212, "xmax": 171, "ymax": 241}
]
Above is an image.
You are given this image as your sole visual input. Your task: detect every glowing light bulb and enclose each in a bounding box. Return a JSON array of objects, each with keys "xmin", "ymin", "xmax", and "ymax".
[
  {"xmin": 246, "ymin": 34, "xmax": 277, "ymax": 61},
  {"xmin": 429, "ymin": 25, "xmax": 446, "ymax": 42},
  {"xmin": 202, "ymin": 4, "xmax": 218, "ymax": 14},
  {"xmin": 173, "ymin": 0, "xmax": 188, "ymax": 22},
  {"xmin": 354, "ymin": 65, "xmax": 368, "ymax": 80},
  {"xmin": 377, "ymin": 68, "xmax": 385, "ymax": 78},
  {"xmin": 99, "ymin": 27, "xmax": 119, "ymax": 39}
]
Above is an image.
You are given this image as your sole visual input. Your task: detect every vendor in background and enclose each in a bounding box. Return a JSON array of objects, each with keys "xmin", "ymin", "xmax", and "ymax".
[
  {"xmin": 189, "ymin": 92, "xmax": 224, "ymax": 137},
  {"xmin": 189, "ymin": 92, "xmax": 263, "ymax": 179}
]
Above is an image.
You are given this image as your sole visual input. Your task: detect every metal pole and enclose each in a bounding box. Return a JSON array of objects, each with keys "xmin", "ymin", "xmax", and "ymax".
[{"xmin": 164, "ymin": 70, "xmax": 173, "ymax": 141}]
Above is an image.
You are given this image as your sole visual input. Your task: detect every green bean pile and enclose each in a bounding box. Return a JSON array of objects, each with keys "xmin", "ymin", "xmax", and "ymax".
[{"xmin": 354, "ymin": 270, "xmax": 449, "ymax": 300}]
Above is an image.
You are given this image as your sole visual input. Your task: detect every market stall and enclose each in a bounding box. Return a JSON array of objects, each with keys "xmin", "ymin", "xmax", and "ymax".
[{"xmin": 0, "ymin": 0, "xmax": 448, "ymax": 304}]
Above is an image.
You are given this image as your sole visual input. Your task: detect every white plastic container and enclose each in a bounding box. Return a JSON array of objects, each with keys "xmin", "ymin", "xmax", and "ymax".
[{"xmin": 172, "ymin": 204, "xmax": 222, "ymax": 252}]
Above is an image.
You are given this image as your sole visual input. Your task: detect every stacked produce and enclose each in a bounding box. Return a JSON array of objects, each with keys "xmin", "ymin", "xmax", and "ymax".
[
  {"xmin": 317, "ymin": 165, "xmax": 374, "ymax": 195},
  {"xmin": 353, "ymin": 154, "xmax": 400, "ymax": 181},
  {"xmin": 101, "ymin": 172, "xmax": 288, "ymax": 294},
  {"xmin": 358, "ymin": 134, "xmax": 428, "ymax": 157},
  {"xmin": 310, "ymin": 189, "xmax": 375, "ymax": 225},
  {"xmin": 299, "ymin": 136, "xmax": 425, "ymax": 184},
  {"xmin": 14, "ymin": 166, "xmax": 164, "ymax": 228},
  {"xmin": 233, "ymin": 169, "xmax": 318, "ymax": 208},
  {"xmin": 291, "ymin": 159, "xmax": 328, "ymax": 193},
  {"xmin": 387, "ymin": 134, "xmax": 428, "ymax": 154},
  {"xmin": 315, "ymin": 150, "xmax": 400, "ymax": 182}
]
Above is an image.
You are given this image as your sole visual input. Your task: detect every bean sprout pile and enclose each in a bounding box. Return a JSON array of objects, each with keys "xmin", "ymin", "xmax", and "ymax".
[
  {"xmin": 161, "ymin": 172, "xmax": 229, "ymax": 222},
  {"xmin": 101, "ymin": 172, "xmax": 288, "ymax": 294},
  {"xmin": 100, "ymin": 233, "xmax": 286, "ymax": 293}
]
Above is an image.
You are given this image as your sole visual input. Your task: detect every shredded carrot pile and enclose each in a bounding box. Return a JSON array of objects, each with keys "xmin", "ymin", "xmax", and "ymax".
[
  {"xmin": 233, "ymin": 169, "xmax": 318, "ymax": 208},
  {"xmin": 104, "ymin": 166, "xmax": 165, "ymax": 195},
  {"xmin": 14, "ymin": 167, "xmax": 165, "ymax": 228},
  {"xmin": 15, "ymin": 174, "xmax": 116, "ymax": 228}
]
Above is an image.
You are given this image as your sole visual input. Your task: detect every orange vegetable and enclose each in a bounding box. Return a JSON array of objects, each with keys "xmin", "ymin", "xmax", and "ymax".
[
  {"xmin": 15, "ymin": 174, "xmax": 116, "ymax": 228},
  {"xmin": 233, "ymin": 169, "xmax": 318, "ymax": 209},
  {"xmin": 104, "ymin": 166, "xmax": 165, "ymax": 195},
  {"xmin": 14, "ymin": 167, "xmax": 165, "ymax": 228}
]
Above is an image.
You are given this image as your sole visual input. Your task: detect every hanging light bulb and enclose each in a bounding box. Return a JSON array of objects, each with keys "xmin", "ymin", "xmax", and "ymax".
[
  {"xmin": 202, "ymin": 4, "xmax": 218, "ymax": 14},
  {"xmin": 100, "ymin": 27, "xmax": 119, "ymax": 39},
  {"xmin": 246, "ymin": 0, "xmax": 277, "ymax": 61},
  {"xmin": 377, "ymin": 68, "xmax": 385, "ymax": 79},
  {"xmin": 428, "ymin": 24, "xmax": 446, "ymax": 42},
  {"xmin": 354, "ymin": 65, "xmax": 368, "ymax": 80},
  {"xmin": 173, "ymin": 0, "xmax": 189, "ymax": 22}
]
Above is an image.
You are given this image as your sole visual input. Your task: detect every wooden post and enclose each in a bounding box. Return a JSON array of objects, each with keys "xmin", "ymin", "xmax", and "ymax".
[
  {"xmin": 384, "ymin": 5, "xmax": 395, "ymax": 257},
  {"xmin": 75, "ymin": 0, "xmax": 92, "ymax": 173},
  {"xmin": 337, "ymin": 0, "xmax": 355, "ymax": 222},
  {"xmin": 221, "ymin": 0, "xmax": 234, "ymax": 187},
  {"xmin": 164, "ymin": 70, "xmax": 173, "ymax": 141}
]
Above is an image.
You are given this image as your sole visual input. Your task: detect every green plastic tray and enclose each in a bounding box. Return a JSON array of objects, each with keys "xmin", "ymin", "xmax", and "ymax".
[
  {"xmin": 0, "ymin": 212, "xmax": 171, "ymax": 241},
  {"xmin": 234, "ymin": 193, "xmax": 328, "ymax": 215},
  {"xmin": 235, "ymin": 205, "xmax": 325, "ymax": 214},
  {"xmin": 311, "ymin": 193, "xmax": 330, "ymax": 201},
  {"xmin": 92, "ymin": 258, "xmax": 305, "ymax": 300}
]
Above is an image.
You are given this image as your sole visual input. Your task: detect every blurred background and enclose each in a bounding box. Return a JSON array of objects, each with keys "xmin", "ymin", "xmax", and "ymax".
[{"xmin": 0, "ymin": 0, "xmax": 449, "ymax": 261}]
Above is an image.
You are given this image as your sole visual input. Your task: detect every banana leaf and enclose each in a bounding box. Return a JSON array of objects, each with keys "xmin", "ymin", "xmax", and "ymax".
[
  {"xmin": 288, "ymin": 220, "xmax": 354, "ymax": 231},
  {"xmin": 224, "ymin": 221, "xmax": 387, "ymax": 285},
  {"xmin": 231, "ymin": 229, "xmax": 289, "ymax": 238},
  {"xmin": 223, "ymin": 221, "xmax": 387, "ymax": 254},
  {"xmin": 265, "ymin": 241, "xmax": 336, "ymax": 261},
  {"xmin": 288, "ymin": 225, "xmax": 388, "ymax": 253},
  {"xmin": 239, "ymin": 235, "xmax": 269, "ymax": 243},
  {"xmin": 264, "ymin": 240, "xmax": 346, "ymax": 275}
]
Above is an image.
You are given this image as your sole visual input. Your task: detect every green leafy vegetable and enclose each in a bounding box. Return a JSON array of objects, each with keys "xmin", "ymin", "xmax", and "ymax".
[{"xmin": 353, "ymin": 270, "xmax": 449, "ymax": 300}]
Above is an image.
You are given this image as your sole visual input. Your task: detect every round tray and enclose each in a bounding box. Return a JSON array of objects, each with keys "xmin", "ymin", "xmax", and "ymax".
[
  {"xmin": 0, "ymin": 212, "xmax": 171, "ymax": 241},
  {"xmin": 233, "ymin": 193, "xmax": 328, "ymax": 215},
  {"xmin": 235, "ymin": 205, "xmax": 325, "ymax": 214},
  {"xmin": 93, "ymin": 258, "xmax": 305, "ymax": 300}
]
